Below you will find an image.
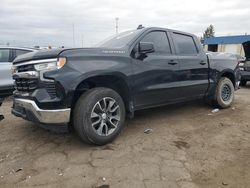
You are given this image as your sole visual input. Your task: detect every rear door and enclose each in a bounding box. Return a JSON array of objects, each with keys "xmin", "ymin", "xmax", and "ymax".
[
  {"xmin": 0, "ymin": 48, "xmax": 13, "ymax": 88},
  {"xmin": 171, "ymin": 32, "xmax": 209, "ymax": 98}
]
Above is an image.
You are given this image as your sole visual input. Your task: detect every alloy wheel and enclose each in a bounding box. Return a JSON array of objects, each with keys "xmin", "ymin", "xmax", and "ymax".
[
  {"xmin": 221, "ymin": 84, "xmax": 232, "ymax": 102},
  {"xmin": 90, "ymin": 97, "xmax": 120, "ymax": 136}
]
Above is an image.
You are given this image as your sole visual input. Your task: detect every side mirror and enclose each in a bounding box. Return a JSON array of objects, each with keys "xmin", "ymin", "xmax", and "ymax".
[{"xmin": 139, "ymin": 42, "xmax": 155, "ymax": 54}]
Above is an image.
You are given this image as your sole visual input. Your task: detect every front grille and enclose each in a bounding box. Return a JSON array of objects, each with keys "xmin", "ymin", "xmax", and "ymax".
[
  {"xmin": 17, "ymin": 64, "xmax": 35, "ymax": 72},
  {"xmin": 14, "ymin": 78, "xmax": 38, "ymax": 92},
  {"xmin": 245, "ymin": 67, "xmax": 250, "ymax": 71},
  {"xmin": 14, "ymin": 62, "xmax": 57, "ymax": 98}
]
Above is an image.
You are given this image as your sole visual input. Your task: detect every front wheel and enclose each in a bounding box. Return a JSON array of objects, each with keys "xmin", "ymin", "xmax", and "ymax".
[
  {"xmin": 213, "ymin": 77, "xmax": 235, "ymax": 108},
  {"xmin": 73, "ymin": 87, "xmax": 125, "ymax": 145}
]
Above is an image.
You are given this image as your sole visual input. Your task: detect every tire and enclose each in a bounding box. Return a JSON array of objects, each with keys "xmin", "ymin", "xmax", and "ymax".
[
  {"xmin": 73, "ymin": 87, "xmax": 125, "ymax": 145},
  {"xmin": 213, "ymin": 77, "xmax": 235, "ymax": 109},
  {"xmin": 240, "ymin": 80, "xmax": 247, "ymax": 86}
]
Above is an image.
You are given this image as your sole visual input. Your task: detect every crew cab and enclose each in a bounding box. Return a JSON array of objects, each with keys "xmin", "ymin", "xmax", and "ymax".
[{"xmin": 11, "ymin": 27, "xmax": 240, "ymax": 145}]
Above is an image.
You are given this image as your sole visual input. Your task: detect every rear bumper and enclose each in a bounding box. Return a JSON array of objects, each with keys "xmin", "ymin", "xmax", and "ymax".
[
  {"xmin": 12, "ymin": 98, "xmax": 71, "ymax": 124},
  {"xmin": 241, "ymin": 71, "xmax": 250, "ymax": 81}
]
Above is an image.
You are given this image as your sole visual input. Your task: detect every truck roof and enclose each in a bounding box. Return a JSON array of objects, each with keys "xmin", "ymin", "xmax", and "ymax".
[{"xmin": 143, "ymin": 27, "xmax": 197, "ymax": 37}]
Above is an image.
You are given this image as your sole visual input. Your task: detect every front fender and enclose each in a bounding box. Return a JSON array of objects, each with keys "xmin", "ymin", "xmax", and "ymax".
[{"xmin": 44, "ymin": 58, "xmax": 132, "ymax": 108}]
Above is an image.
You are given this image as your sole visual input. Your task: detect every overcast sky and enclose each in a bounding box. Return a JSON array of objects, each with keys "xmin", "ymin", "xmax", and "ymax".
[{"xmin": 1, "ymin": 0, "xmax": 250, "ymax": 47}]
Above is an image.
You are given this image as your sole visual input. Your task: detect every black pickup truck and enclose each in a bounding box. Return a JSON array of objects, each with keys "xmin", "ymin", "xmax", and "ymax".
[{"xmin": 12, "ymin": 27, "xmax": 240, "ymax": 145}]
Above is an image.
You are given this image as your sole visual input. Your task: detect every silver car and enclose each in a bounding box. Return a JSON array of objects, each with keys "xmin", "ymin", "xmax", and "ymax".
[{"xmin": 0, "ymin": 47, "xmax": 37, "ymax": 98}]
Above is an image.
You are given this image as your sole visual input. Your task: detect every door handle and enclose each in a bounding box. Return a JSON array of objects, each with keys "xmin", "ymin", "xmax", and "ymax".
[
  {"xmin": 200, "ymin": 61, "xmax": 206, "ymax": 65},
  {"xmin": 168, "ymin": 60, "xmax": 178, "ymax": 65}
]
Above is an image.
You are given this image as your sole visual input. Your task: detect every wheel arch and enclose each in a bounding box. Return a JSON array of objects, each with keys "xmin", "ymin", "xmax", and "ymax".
[
  {"xmin": 72, "ymin": 74, "xmax": 132, "ymax": 114},
  {"xmin": 206, "ymin": 69, "xmax": 236, "ymax": 101},
  {"xmin": 219, "ymin": 70, "xmax": 236, "ymax": 87}
]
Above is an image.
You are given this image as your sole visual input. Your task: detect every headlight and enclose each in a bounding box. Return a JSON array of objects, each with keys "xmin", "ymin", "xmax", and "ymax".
[
  {"xmin": 239, "ymin": 62, "xmax": 245, "ymax": 67},
  {"xmin": 34, "ymin": 57, "xmax": 67, "ymax": 71}
]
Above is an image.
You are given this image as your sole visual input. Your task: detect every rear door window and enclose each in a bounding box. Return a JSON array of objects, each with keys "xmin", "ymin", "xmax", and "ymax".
[
  {"xmin": 0, "ymin": 49, "xmax": 10, "ymax": 62},
  {"xmin": 172, "ymin": 33, "xmax": 198, "ymax": 55}
]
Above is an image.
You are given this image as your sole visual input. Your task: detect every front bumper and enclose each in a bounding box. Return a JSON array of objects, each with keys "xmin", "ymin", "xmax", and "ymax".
[{"xmin": 12, "ymin": 98, "xmax": 71, "ymax": 124}]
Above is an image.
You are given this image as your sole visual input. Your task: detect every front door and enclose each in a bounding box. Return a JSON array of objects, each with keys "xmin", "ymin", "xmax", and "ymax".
[{"xmin": 131, "ymin": 30, "xmax": 181, "ymax": 109}]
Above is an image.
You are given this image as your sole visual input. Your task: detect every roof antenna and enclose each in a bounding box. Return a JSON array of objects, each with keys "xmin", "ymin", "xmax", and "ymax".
[{"xmin": 137, "ymin": 24, "xmax": 145, "ymax": 30}]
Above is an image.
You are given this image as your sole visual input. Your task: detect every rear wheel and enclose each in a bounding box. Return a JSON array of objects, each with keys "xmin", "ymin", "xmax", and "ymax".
[
  {"xmin": 73, "ymin": 87, "xmax": 125, "ymax": 145},
  {"xmin": 213, "ymin": 77, "xmax": 235, "ymax": 108}
]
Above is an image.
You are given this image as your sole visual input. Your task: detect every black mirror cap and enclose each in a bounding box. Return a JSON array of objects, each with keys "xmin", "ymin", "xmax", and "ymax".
[{"xmin": 139, "ymin": 42, "xmax": 155, "ymax": 54}]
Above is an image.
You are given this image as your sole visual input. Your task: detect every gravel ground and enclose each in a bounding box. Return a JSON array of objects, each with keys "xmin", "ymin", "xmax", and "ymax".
[{"xmin": 0, "ymin": 86, "xmax": 250, "ymax": 188}]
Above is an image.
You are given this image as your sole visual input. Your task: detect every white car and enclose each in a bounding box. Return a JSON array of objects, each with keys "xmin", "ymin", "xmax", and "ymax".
[{"xmin": 0, "ymin": 47, "xmax": 37, "ymax": 98}]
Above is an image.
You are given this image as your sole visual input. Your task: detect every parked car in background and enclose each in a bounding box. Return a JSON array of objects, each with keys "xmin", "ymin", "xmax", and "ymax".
[
  {"xmin": 0, "ymin": 47, "xmax": 37, "ymax": 98},
  {"xmin": 12, "ymin": 27, "xmax": 240, "ymax": 145},
  {"xmin": 239, "ymin": 57, "xmax": 250, "ymax": 86},
  {"xmin": 234, "ymin": 54, "xmax": 246, "ymax": 62}
]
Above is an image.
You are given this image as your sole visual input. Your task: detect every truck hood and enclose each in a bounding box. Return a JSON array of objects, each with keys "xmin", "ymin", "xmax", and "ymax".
[
  {"xmin": 13, "ymin": 47, "xmax": 127, "ymax": 64},
  {"xmin": 13, "ymin": 49, "xmax": 64, "ymax": 64}
]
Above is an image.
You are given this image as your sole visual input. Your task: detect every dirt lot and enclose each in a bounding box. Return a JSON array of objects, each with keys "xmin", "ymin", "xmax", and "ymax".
[{"xmin": 0, "ymin": 87, "xmax": 250, "ymax": 188}]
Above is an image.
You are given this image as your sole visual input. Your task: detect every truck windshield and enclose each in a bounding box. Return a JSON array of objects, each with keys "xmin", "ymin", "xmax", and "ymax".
[{"xmin": 97, "ymin": 29, "xmax": 142, "ymax": 48}]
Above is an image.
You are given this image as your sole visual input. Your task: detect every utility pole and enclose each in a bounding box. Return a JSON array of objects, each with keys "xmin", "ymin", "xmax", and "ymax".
[
  {"xmin": 72, "ymin": 23, "xmax": 75, "ymax": 47},
  {"xmin": 115, "ymin": 17, "xmax": 119, "ymax": 34}
]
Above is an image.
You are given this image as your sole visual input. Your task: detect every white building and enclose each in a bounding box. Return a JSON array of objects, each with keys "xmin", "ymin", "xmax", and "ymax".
[{"xmin": 203, "ymin": 35, "xmax": 250, "ymax": 59}]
